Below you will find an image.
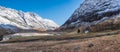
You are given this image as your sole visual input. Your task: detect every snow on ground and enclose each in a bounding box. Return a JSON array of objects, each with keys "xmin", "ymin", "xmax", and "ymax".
[
  {"xmin": 2, "ymin": 33, "xmax": 56, "ymax": 41},
  {"xmin": 12, "ymin": 33, "xmax": 54, "ymax": 37}
]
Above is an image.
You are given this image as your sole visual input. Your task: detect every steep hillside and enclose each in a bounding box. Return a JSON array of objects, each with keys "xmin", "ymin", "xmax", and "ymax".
[{"xmin": 59, "ymin": 0, "xmax": 120, "ymax": 32}]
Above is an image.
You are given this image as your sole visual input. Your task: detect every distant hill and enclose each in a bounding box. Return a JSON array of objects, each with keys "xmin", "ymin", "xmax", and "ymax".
[{"xmin": 0, "ymin": 6, "xmax": 59, "ymax": 35}]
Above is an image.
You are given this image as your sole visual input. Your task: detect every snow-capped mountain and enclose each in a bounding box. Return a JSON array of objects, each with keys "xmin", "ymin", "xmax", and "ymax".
[
  {"xmin": 0, "ymin": 6, "xmax": 59, "ymax": 32},
  {"xmin": 59, "ymin": 0, "xmax": 120, "ymax": 32}
]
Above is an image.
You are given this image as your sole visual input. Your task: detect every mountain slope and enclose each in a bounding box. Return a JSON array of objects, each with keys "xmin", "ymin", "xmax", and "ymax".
[
  {"xmin": 0, "ymin": 6, "xmax": 59, "ymax": 33},
  {"xmin": 59, "ymin": 0, "xmax": 120, "ymax": 32}
]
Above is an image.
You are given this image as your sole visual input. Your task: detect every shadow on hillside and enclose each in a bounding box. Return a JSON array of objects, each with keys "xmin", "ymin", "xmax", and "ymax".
[
  {"xmin": 0, "ymin": 24, "xmax": 47, "ymax": 41},
  {"xmin": 0, "ymin": 24, "xmax": 18, "ymax": 35},
  {"xmin": 0, "ymin": 24, "xmax": 44, "ymax": 36}
]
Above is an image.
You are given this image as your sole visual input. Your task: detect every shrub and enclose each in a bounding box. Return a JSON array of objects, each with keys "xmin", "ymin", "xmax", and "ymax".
[{"xmin": 77, "ymin": 29, "xmax": 80, "ymax": 33}]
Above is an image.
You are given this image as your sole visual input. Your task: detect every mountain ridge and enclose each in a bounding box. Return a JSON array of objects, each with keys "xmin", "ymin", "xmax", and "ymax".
[
  {"xmin": 59, "ymin": 0, "xmax": 120, "ymax": 33},
  {"xmin": 0, "ymin": 6, "xmax": 59, "ymax": 35}
]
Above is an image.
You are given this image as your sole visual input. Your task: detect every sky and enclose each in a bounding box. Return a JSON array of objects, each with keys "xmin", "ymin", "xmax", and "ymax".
[{"xmin": 0, "ymin": 0, "xmax": 84, "ymax": 25}]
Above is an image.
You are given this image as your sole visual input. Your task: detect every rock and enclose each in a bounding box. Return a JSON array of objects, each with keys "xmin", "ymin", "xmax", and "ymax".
[{"xmin": 88, "ymin": 43, "xmax": 94, "ymax": 48}]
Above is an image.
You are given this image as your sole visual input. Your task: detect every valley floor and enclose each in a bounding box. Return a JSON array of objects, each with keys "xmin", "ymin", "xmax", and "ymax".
[{"xmin": 0, "ymin": 30, "xmax": 120, "ymax": 52}]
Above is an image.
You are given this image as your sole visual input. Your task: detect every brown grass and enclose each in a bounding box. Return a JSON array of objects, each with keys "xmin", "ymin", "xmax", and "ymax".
[
  {"xmin": 89, "ymin": 18, "xmax": 120, "ymax": 32},
  {"xmin": 0, "ymin": 30, "xmax": 120, "ymax": 52}
]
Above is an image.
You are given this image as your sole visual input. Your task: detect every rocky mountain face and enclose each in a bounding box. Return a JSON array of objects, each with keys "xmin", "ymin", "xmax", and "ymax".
[
  {"xmin": 59, "ymin": 0, "xmax": 120, "ymax": 32},
  {"xmin": 0, "ymin": 6, "xmax": 59, "ymax": 35}
]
